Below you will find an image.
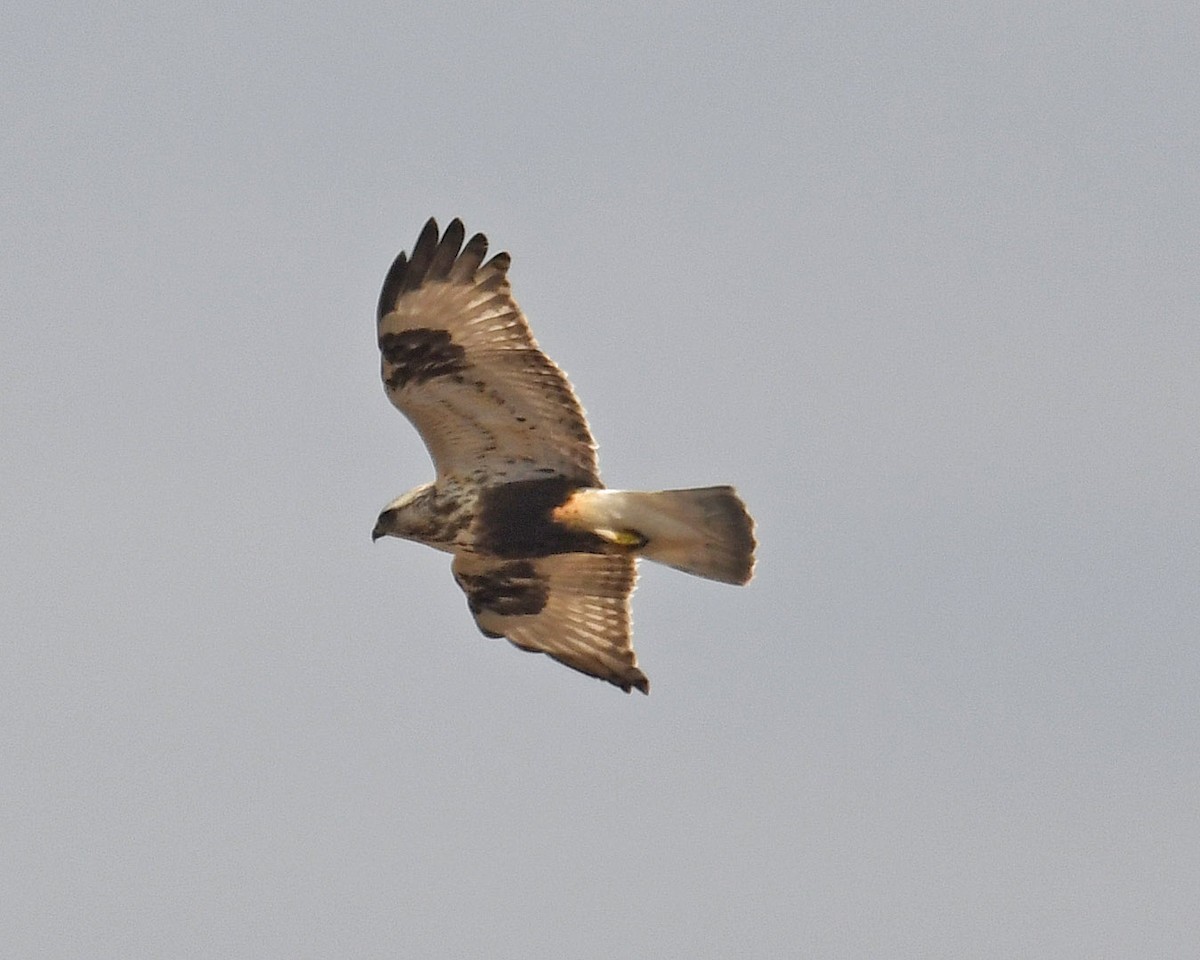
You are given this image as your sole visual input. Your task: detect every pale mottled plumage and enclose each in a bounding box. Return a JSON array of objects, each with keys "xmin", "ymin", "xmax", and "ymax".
[
  {"xmin": 373, "ymin": 218, "xmax": 756, "ymax": 693},
  {"xmin": 376, "ymin": 218, "xmax": 598, "ymax": 488}
]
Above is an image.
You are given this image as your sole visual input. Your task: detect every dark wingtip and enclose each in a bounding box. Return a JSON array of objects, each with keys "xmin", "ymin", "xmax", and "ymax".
[
  {"xmin": 620, "ymin": 671, "xmax": 650, "ymax": 694},
  {"xmin": 379, "ymin": 218, "xmax": 493, "ymax": 319},
  {"xmin": 402, "ymin": 217, "xmax": 441, "ymax": 290},
  {"xmin": 484, "ymin": 250, "xmax": 512, "ymax": 275},
  {"xmin": 417, "ymin": 216, "xmax": 440, "ymax": 242},
  {"xmin": 428, "ymin": 218, "xmax": 467, "ymax": 280},
  {"xmin": 376, "ymin": 251, "xmax": 409, "ymax": 320},
  {"xmin": 377, "ymin": 217, "xmax": 440, "ymax": 320}
]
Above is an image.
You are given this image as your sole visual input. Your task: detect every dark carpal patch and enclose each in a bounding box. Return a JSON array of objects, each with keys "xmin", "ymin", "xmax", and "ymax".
[
  {"xmin": 475, "ymin": 477, "xmax": 608, "ymax": 558},
  {"xmin": 380, "ymin": 328, "xmax": 469, "ymax": 390},
  {"xmin": 457, "ymin": 560, "xmax": 549, "ymax": 623}
]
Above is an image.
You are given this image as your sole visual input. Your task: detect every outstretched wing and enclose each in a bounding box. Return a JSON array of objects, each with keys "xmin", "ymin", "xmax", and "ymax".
[
  {"xmin": 377, "ymin": 218, "xmax": 600, "ymax": 487},
  {"xmin": 451, "ymin": 552, "xmax": 647, "ymax": 694}
]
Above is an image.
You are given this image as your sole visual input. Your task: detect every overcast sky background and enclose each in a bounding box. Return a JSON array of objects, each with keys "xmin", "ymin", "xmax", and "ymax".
[{"xmin": 3, "ymin": 1, "xmax": 1198, "ymax": 957}]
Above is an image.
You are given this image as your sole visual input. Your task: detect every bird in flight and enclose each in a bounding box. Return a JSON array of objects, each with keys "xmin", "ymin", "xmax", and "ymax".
[{"xmin": 372, "ymin": 218, "xmax": 756, "ymax": 693}]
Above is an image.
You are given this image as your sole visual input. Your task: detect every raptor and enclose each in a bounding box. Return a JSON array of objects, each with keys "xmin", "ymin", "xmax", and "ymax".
[{"xmin": 373, "ymin": 218, "xmax": 756, "ymax": 693}]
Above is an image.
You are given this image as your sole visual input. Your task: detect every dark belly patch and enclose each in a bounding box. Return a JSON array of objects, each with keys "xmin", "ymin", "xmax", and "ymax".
[{"xmin": 475, "ymin": 477, "xmax": 608, "ymax": 558}]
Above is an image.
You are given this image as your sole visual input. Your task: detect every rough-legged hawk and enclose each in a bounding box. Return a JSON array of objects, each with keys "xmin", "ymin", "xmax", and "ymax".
[{"xmin": 373, "ymin": 218, "xmax": 756, "ymax": 693}]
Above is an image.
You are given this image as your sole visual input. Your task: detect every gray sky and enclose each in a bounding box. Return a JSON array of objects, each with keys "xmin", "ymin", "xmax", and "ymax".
[{"xmin": 3, "ymin": 1, "xmax": 1198, "ymax": 957}]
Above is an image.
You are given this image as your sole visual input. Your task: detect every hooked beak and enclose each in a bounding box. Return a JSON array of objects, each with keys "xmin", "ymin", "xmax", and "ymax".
[{"xmin": 373, "ymin": 507, "xmax": 398, "ymax": 542}]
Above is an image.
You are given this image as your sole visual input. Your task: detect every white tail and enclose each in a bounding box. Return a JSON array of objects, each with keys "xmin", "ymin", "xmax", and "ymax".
[{"xmin": 555, "ymin": 486, "xmax": 756, "ymax": 585}]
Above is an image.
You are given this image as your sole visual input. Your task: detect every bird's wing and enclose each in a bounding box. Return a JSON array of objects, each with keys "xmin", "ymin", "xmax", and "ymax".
[
  {"xmin": 451, "ymin": 552, "xmax": 647, "ymax": 694},
  {"xmin": 377, "ymin": 218, "xmax": 600, "ymax": 487}
]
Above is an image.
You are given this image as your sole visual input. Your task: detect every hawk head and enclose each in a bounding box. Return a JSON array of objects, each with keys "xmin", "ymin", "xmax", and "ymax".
[
  {"xmin": 372, "ymin": 483, "xmax": 437, "ymax": 542},
  {"xmin": 372, "ymin": 482, "xmax": 469, "ymax": 551}
]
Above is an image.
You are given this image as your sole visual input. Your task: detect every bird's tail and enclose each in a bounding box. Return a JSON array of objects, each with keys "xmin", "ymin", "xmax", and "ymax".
[{"xmin": 555, "ymin": 486, "xmax": 756, "ymax": 585}]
